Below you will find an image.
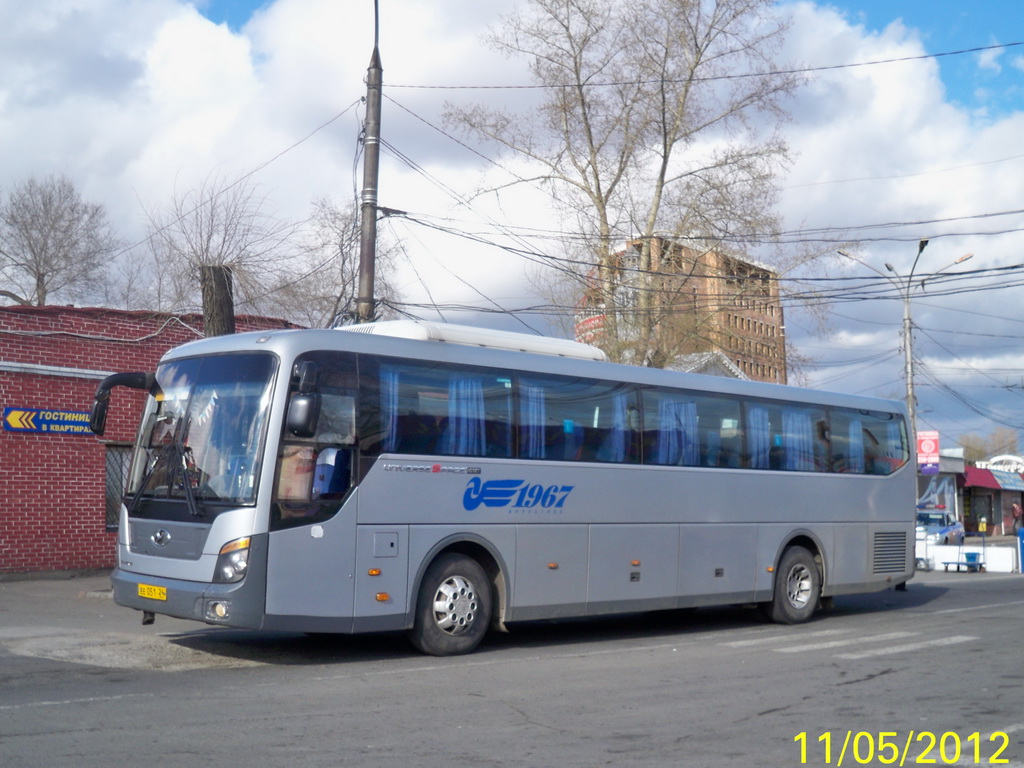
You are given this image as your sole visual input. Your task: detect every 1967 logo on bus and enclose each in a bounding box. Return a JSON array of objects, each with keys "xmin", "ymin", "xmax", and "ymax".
[{"xmin": 463, "ymin": 477, "xmax": 574, "ymax": 511}]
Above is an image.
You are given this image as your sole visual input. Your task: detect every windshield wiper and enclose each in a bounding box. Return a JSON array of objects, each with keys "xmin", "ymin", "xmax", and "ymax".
[
  {"xmin": 126, "ymin": 443, "xmax": 174, "ymax": 518},
  {"xmin": 178, "ymin": 446, "xmax": 203, "ymax": 518},
  {"xmin": 126, "ymin": 442, "xmax": 205, "ymax": 518}
]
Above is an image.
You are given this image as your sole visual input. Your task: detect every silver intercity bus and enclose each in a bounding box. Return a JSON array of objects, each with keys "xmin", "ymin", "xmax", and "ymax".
[{"xmin": 91, "ymin": 321, "xmax": 915, "ymax": 655}]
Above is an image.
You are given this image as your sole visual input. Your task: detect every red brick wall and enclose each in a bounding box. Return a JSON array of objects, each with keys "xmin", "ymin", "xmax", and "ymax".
[{"xmin": 0, "ymin": 306, "xmax": 299, "ymax": 575}]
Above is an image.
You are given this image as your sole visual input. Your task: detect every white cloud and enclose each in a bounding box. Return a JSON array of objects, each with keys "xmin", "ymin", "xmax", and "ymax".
[
  {"xmin": 130, "ymin": 10, "xmax": 259, "ymax": 190},
  {"xmin": 976, "ymin": 44, "xmax": 1003, "ymax": 73}
]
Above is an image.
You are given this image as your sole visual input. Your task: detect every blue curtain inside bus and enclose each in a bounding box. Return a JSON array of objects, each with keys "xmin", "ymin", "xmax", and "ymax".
[
  {"xmin": 440, "ymin": 376, "xmax": 486, "ymax": 455},
  {"xmin": 656, "ymin": 400, "xmax": 699, "ymax": 466},
  {"xmin": 593, "ymin": 392, "xmax": 629, "ymax": 462},
  {"xmin": 847, "ymin": 419, "xmax": 865, "ymax": 473},
  {"xmin": 380, "ymin": 367, "xmax": 400, "ymax": 453},
  {"xmin": 747, "ymin": 405, "xmax": 770, "ymax": 469},
  {"xmin": 521, "ymin": 384, "xmax": 547, "ymax": 459},
  {"xmin": 782, "ymin": 409, "xmax": 815, "ymax": 471}
]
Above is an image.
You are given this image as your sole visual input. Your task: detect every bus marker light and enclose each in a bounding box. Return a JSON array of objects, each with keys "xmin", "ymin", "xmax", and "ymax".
[
  {"xmin": 631, "ymin": 560, "xmax": 641, "ymax": 567},
  {"xmin": 375, "ymin": 593, "xmax": 390, "ymax": 602},
  {"xmin": 368, "ymin": 568, "xmax": 381, "ymax": 576},
  {"xmin": 767, "ymin": 566, "xmax": 775, "ymax": 573},
  {"xmin": 547, "ymin": 562, "xmax": 559, "ymax": 570}
]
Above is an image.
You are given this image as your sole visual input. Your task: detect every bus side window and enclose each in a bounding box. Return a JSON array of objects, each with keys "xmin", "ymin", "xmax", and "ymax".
[
  {"xmin": 316, "ymin": 394, "xmax": 356, "ymax": 445},
  {"xmin": 374, "ymin": 362, "xmax": 514, "ymax": 458},
  {"xmin": 641, "ymin": 391, "xmax": 699, "ymax": 466},
  {"xmin": 829, "ymin": 410, "xmax": 866, "ymax": 473},
  {"xmin": 702, "ymin": 398, "xmax": 741, "ymax": 468},
  {"xmin": 863, "ymin": 414, "xmax": 907, "ymax": 475},
  {"xmin": 827, "ymin": 409, "xmax": 906, "ymax": 475},
  {"xmin": 273, "ymin": 352, "xmax": 358, "ymax": 527},
  {"xmin": 522, "ymin": 376, "xmax": 639, "ymax": 464},
  {"xmin": 277, "ymin": 445, "xmax": 315, "ymax": 501}
]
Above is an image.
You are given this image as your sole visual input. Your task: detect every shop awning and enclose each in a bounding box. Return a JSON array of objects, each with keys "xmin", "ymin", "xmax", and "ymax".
[
  {"xmin": 963, "ymin": 467, "xmax": 1024, "ymax": 490},
  {"xmin": 992, "ymin": 469, "xmax": 1024, "ymax": 490}
]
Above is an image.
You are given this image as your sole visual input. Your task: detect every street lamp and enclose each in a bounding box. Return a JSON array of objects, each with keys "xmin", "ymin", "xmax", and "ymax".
[{"xmin": 883, "ymin": 240, "xmax": 973, "ymax": 434}]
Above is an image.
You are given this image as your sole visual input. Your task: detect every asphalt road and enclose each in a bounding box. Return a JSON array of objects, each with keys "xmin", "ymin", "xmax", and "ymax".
[{"xmin": 2, "ymin": 570, "xmax": 1023, "ymax": 768}]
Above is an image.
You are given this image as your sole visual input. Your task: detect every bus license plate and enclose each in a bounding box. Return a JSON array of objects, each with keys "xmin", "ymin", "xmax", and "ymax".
[{"xmin": 138, "ymin": 583, "xmax": 167, "ymax": 601}]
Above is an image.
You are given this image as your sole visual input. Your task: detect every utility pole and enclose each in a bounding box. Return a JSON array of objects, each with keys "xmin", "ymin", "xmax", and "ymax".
[
  {"xmin": 897, "ymin": 239, "xmax": 928, "ymax": 433},
  {"xmin": 355, "ymin": 0, "xmax": 382, "ymax": 324},
  {"xmin": 899, "ymin": 278, "xmax": 916, "ymax": 430}
]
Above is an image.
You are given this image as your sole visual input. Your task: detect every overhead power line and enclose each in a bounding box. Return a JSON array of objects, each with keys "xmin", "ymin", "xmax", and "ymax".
[
  {"xmin": 103, "ymin": 100, "xmax": 362, "ymax": 267},
  {"xmin": 385, "ymin": 41, "xmax": 1024, "ymax": 90}
]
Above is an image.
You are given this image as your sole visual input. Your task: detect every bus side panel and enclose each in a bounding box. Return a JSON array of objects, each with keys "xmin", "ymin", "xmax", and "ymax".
[
  {"xmin": 828, "ymin": 522, "xmax": 913, "ymax": 596},
  {"xmin": 826, "ymin": 523, "xmax": 869, "ymax": 593},
  {"xmin": 587, "ymin": 524, "xmax": 679, "ymax": 613},
  {"xmin": 264, "ymin": 501, "xmax": 357, "ymax": 629},
  {"xmin": 511, "ymin": 524, "xmax": 589, "ymax": 621},
  {"xmin": 352, "ymin": 525, "xmax": 410, "ymax": 631},
  {"xmin": 677, "ymin": 524, "xmax": 759, "ymax": 606}
]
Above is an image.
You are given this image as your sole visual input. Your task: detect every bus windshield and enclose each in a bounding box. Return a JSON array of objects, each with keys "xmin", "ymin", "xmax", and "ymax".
[{"xmin": 127, "ymin": 353, "xmax": 277, "ymax": 510}]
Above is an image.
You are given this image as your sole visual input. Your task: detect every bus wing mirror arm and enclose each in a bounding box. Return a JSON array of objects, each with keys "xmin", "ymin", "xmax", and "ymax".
[{"xmin": 90, "ymin": 372, "xmax": 157, "ymax": 436}]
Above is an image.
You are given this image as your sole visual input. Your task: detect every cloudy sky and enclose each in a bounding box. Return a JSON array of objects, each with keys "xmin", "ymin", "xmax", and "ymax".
[{"xmin": 3, "ymin": 0, "xmax": 1024, "ymax": 453}]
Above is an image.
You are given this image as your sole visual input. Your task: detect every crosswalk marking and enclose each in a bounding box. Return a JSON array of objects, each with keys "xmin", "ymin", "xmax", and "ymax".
[
  {"xmin": 721, "ymin": 629, "xmax": 848, "ymax": 648},
  {"xmin": 834, "ymin": 635, "xmax": 978, "ymax": 659},
  {"xmin": 719, "ymin": 630, "xmax": 980, "ymax": 660},
  {"xmin": 773, "ymin": 631, "xmax": 918, "ymax": 653}
]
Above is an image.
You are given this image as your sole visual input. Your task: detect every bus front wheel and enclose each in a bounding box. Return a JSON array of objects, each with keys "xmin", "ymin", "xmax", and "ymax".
[
  {"xmin": 766, "ymin": 546, "xmax": 820, "ymax": 624},
  {"xmin": 410, "ymin": 553, "xmax": 492, "ymax": 656}
]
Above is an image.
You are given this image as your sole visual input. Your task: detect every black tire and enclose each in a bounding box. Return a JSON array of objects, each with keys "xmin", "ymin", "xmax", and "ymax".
[
  {"xmin": 766, "ymin": 546, "xmax": 820, "ymax": 624},
  {"xmin": 410, "ymin": 554, "xmax": 492, "ymax": 656}
]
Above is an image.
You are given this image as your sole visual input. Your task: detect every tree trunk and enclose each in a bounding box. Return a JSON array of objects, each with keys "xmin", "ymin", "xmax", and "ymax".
[{"xmin": 201, "ymin": 265, "xmax": 235, "ymax": 336}]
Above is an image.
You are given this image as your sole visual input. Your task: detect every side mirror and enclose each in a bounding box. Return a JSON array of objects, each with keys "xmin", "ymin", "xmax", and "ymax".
[
  {"xmin": 287, "ymin": 393, "xmax": 322, "ymax": 438},
  {"xmin": 89, "ymin": 396, "xmax": 110, "ymax": 436},
  {"xmin": 90, "ymin": 372, "xmax": 156, "ymax": 436}
]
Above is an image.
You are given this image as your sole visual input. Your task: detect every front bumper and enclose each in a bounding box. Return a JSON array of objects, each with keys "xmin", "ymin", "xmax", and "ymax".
[{"xmin": 110, "ymin": 536, "xmax": 268, "ymax": 628}]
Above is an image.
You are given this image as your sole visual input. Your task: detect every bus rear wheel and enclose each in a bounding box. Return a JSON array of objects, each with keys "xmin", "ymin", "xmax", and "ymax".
[
  {"xmin": 766, "ymin": 546, "xmax": 820, "ymax": 624},
  {"xmin": 410, "ymin": 553, "xmax": 492, "ymax": 656}
]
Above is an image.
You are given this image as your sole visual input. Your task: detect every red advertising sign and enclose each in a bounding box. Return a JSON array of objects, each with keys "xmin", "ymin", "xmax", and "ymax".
[{"xmin": 917, "ymin": 430, "xmax": 940, "ymax": 475}]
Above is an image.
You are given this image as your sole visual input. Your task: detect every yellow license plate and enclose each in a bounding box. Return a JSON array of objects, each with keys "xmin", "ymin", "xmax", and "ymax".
[{"xmin": 138, "ymin": 583, "xmax": 167, "ymax": 601}]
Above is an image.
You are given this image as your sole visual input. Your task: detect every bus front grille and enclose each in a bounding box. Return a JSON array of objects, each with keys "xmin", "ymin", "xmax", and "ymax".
[{"xmin": 872, "ymin": 531, "xmax": 909, "ymax": 574}]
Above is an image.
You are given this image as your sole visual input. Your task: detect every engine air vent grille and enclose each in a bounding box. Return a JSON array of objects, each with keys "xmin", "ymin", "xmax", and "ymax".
[{"xmin": 873, "ymin": 531, "xmax": 908, "ymax": 574}]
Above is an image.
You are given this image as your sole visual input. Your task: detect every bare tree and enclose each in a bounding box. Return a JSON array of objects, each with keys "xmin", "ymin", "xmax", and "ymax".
[
  {"xmin": 960, "ymin": 428, "xmax": 1019, "ymax": 465},
  {"xmin": 447, "ymin": 0, "xmax": 798, "ymax": 366},
  {"xmin": 146, "ymin": 174, "xmax": 301, "ymax": 318},
  {"xmin": 0, "ymin": 174, "xmax": 120, "ymax": 306},
  {"xmin": 99, "ymin": 248, "xmax": 160, "ymax": 311},
  {"xmin": 266, "ymin": 198, "xmax": 401, "ymax": 328}
]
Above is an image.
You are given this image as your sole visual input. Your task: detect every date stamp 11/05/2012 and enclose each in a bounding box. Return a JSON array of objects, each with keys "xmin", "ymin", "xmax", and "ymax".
[{"xmin": 794, "ymin": 731, "xmax": 1011, "ymax": 766}]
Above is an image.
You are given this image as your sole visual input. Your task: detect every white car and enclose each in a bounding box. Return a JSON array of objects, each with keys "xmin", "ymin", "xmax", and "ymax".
[{"xmin": 916, "ymin": 510, "xmax": 965, "ymax": 546}]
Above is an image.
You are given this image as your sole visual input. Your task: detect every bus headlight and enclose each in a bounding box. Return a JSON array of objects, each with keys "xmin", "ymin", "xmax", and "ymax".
[{"xmin": 213, "ymin": 537, "xmax": 251, "ymax": 583}]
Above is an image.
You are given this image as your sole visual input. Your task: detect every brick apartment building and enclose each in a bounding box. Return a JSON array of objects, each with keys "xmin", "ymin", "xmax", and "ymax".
[
  {"xmin": 575, "ymin": 237, "xmax": 787, "ymax": 383},
  {"xmin": 0, "ymin": 306, "xmax": 297, "ymax": 575}
]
